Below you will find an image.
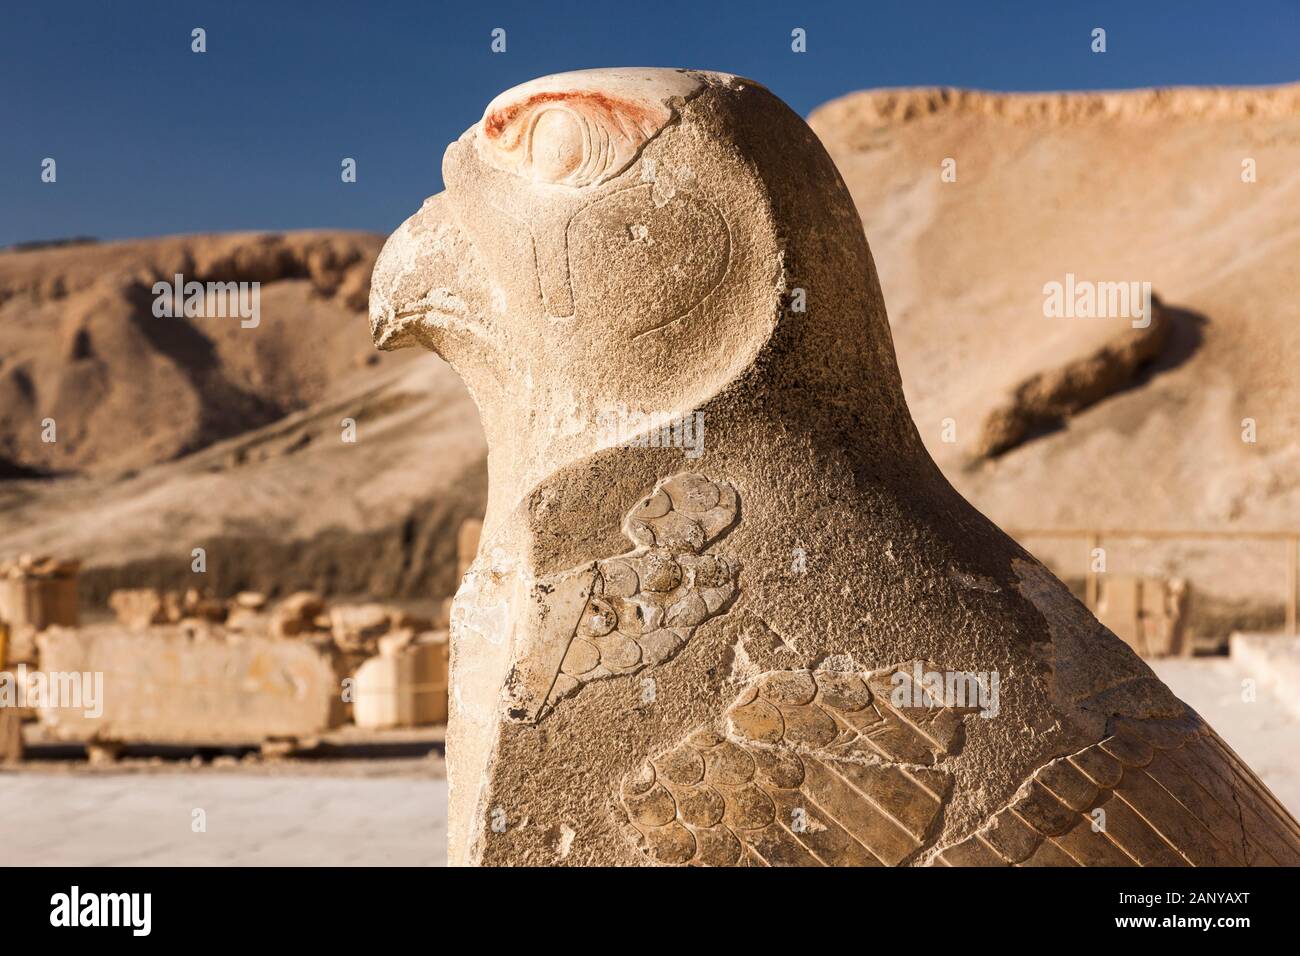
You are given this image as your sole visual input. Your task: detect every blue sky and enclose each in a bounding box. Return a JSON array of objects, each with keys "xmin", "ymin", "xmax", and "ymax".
[{"xmin": 3, "ymin": 0, "xmax": 1298, "ymax": 246}]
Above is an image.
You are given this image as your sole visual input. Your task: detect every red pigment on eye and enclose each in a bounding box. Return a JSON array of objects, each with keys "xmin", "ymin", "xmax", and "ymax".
[{"xmin": 484, "ymin": 91, "xmax": 663, "ymax": 141}]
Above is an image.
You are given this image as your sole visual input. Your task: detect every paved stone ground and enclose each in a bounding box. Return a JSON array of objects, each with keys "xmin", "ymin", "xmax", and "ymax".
[{"xmin": 0, "ymin": 774, "xmax": 447, "ymax": 866}]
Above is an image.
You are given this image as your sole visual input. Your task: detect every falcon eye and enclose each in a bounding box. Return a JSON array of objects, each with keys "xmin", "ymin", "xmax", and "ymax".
[
  {"xmin": 528, "ymin": 109, "xmax": 585, "ymax": 181},
  {"xmin": 479, "ymin": 89, "xmax": 677, "ymax": 188}
]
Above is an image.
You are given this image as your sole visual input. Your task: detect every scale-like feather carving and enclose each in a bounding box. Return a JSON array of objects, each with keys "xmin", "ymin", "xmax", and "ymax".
[
  {"xmin": 617, "ymin": 664, "xmax": 980, "ymax": 866},
  {"xmin": 935, "ymin": 714, "xmax": 1300, "ymax": 866},
  {"xmin": 541, "ymin": 473, "xmax": 740, "ymax": 715}
]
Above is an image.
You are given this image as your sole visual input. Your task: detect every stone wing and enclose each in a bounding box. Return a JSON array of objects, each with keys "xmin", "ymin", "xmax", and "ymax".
[
  {"xmin": 936, "ymin": 714, "xmax": 1300, "ymax": 866},
  {"xmin": 617, "ymin": 665, "xmax": 980, "ymax": 866},
  {"xmin": 539, "ymin": 473, "xmax": 740, "ymax": 715}
]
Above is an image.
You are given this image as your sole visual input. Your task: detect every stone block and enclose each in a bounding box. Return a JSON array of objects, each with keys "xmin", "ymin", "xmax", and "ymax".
[
  {"xmin": 234, "ymin": 591, "xmax": 268, "ymax": 610},
  {"xmin": 271, "ymin": 590, "xmax": 326, "ymax": 638},
  {"xmin": 1098, "ymin": 575, "xmax": 1189, "ymax": 658},
  {"xmin": 35, "ymin": 624, "xmax": 337, "ymax": 744},
  {"xmin": 329, "ymin": 602, "xmax": 392, "ymax": 653},
  {"xmin": 353, "ymin": 633, "xmax": 448, "ymax": 728},
  {"xmin": 1097, "ymin": 575, "xmax": 1142, "ymax": 652},
  {"xmin": 1140, "ymin": 577, "xmax": 1190, "ymax": 657},
  {"xmin": 108, "ymin": 588, "xmax": 169, "ymax": 630},
  {"xmin": 0, "ymin": 555, "xmax": 79, "ymax": 632}
]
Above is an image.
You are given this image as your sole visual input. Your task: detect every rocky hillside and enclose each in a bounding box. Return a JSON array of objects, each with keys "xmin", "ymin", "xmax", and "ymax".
[
  {"xmin": 0, "ymin": 232, "xmax": 381, "ymax": 475},
  {"xmin": 810, "ymin": 83, "xmax": 1300, "ymax": 604},
  {"xmin": 0, "ymin": 232, "xmax": 486, "ymax": 603}
]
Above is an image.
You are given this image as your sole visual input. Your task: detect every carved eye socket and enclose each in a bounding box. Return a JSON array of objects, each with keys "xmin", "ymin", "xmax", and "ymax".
[
  {"xmin": 529, "ymin": 109, "xmax": 586, "ymax": 181},
  {"xmin": 480, "ymin": 91, "xmax": 676, "ymax": 188}
]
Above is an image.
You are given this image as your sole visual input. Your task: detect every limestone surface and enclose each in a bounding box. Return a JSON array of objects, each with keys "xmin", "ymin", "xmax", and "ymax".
[{"xmin": 369, "ymin": 68, "xmax": 1300, "ymax": 866}]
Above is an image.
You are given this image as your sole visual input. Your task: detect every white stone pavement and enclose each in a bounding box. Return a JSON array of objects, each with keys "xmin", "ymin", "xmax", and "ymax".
[{"xmin": 0, "ymin": 774, "xmax": 447, "ymax": 866}]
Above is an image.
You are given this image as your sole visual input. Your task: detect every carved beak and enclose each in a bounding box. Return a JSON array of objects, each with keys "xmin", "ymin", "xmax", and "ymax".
[{"xmin": 368, "ymin": 192, "xmax": 486, "ymax": 357}]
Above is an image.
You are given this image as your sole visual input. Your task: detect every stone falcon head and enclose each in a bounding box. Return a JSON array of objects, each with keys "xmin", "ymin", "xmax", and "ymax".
[{"xmin": 368, "ymin": 67, "xmax": 913, "ymax": 510}]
